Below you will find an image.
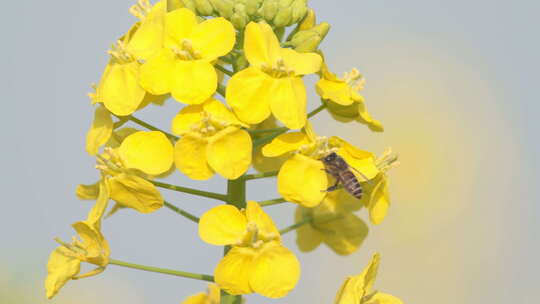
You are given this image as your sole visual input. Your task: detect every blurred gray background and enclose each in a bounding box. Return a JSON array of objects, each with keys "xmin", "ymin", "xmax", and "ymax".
[{"xmin": 2, "ymin": 0, "xmax": 540, "ymax": 303}]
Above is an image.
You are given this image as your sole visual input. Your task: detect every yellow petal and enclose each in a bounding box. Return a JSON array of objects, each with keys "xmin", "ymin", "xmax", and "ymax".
[
  {"xmin": 171, "ymin": 104, "xmax": 204, "ymax": 135},
  {"xmin": 332, "ymin": 138, "xmax": 379, "ymax": 181},
  {"xmin": 366, "ymin": 292, "xmax": 404, "ymax": 304},
  {"xmin": 368, "ymin": 176, "xmax": 390, "ymax": 225},
  {"xmin": 278, "ymin": 154, "xmax": 327, "ymax": 207},
  {"xmin": 181, "ymin": 293, "xmax": 207, "ymax": 304},
  {"xmin": 86, "ymin": 181, "xmax": 110, "ymax": 228},
  {"xmin": 98, "ymin": 61, "xmax": 146, "ymax": 116},
  {"xmin": 249, "ymin": 242, "xmax": 300, "ymax": 298},
  {"xmin": 72, "ymin": 221, "xmax": 109, "ymax": 266},
  {"xmin": 214, "ymin": 246, "xmax": 254, "ymax": 295},
  {"xmin": 244, "ymin": 22, "xmax": 281, "ymax": 67},
  {"xmin": 280, "ymin": 48, "xmax": 322, "ymax": 75},
  {"xmin": 245, "ymin": 201, "xmax": 280, "ymax": 241},
  {"xmin": 45, "ymin": 248, "xmax": 81, "ymax": 299},
  {"xmin": 170, "ymin": 60, "xmax": 217, "ymax": 104},
  {"xmin": 325, "ymin": 100, "xmax": 361, "ymax": 122},
  {"xmin": 190, "ymin": 17, "xmax": 236, "ymax": 59},
  {"xmin": 360, "ymin": 253, "xmax": 381, "ymax": 294},
  {"xmin": 323, "ymin": 188, "xmax": 363, "ymax": 213},
  {"xmin": 174, "ymin": 133, "xmax": 214, "ymax": 180},
  {"xmin": 226, "ymin": 67, "xmax": 273, "ymax": 125},
  {"xmin": 139, "ymin": 48, "xmax": 176, "ymax": 95},
  {"xmin": 105, "ymin": 127, "xmax": 140, "ymax": 148},
  {"xmin": 126, "ymin": 0, "xmax": 167, "ymax": 60},
  {"xmin": 164, "ymin": 8, "xmax": 197, "ymax": 46},
  {"xmin": 269, "ymin": 77, "xmax": 307, "ymax": 129},
  {"xmin": 262, "ymin": 131, "xmax": 310, "ymax": 157},
  {"xmin": 85, "ymin": 105, "xmax": 113, "ymax": 155},
  {"xmin": 357, "ymin": 98, "xmax": 384, "ymax": 132},
  {"xmin": 294, "ymin": 206, "xmax": 323, "ymax": 252},
  {"xmin": 253, "ymin": 144, "xmax": 288, "ymax": 173},
  {"xmin": 119, "ymin": 131, "xmax": 174, "ymax": 175},
  {"xmin": 202, "ymin": 98, "xmax": 246, "ymax": 127},
  {"xmin": 108, "ymin": 173, "xmax": 164, "ymax": 213},
  {"xmin": 319, "ymin": 213, "xmax": 368, "ymax": 256},
  {"xmin": 316, "ymin": 78, "xmax": 354, "ymax": 106},
  {"xmin": 199, "ymin": 205, "xmax": 247, "ymax": 245},
  {"xmin": 206, "ymin": 127, "xmax": 252, "ymax": 180},
  {"xmin": 76, "ymin": 182, "xmax": 100, "ymax": 200}
]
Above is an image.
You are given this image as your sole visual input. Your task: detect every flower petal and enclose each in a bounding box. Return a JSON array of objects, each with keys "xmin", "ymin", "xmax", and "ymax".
[
  {"xmin": 85, "ymin": 105, "xmax": 113, "ymax": 155},
  {"xmin": 170, "ymin": 60, "xmax": 217, "ymax": 104},
  {"xmin": 76, "ymin": 182, "xmax": 100, "ymax": 200},
  {"xmin": 126, "ymin": 0, "xmax": 167, "ymax": 60},
  {"xmin": 245, "ymin": 201, "xmax": 280, "ymax": 241},
  {"xmin": 357, "ymin": 98, "xmax": 384, "ymax": 132},
  {"xmin": 199, "ymin": 205, "xmax": 247, "ymax": 245},
  {"xmin": 368, "ymin": 176, "xmax": 390, "ymax": 225},
  {"xmin": 319, "ymin": 213, "xmax": 368, "ymax": 256},
  {"xmin": 280, "ymin": 48, "xmax": 322, "ymax": 75},
  {"xmin": 366, "ymin": 292, "xmax": 404, "ymax": 304},
  {"xmin": 294, "ymin": 206, "xmax": 323, "ymax": 252},
  {"xmin": 181, "ymin": 293, "xmax": 207, "ymax": 304},
  {"xmin": 249, "ymin": 242, "xmax": 301, "ymax": 298},
  {"xmin": 119, "ymin": 131, "xmax": 174, "ymax": 175},
  {"xmin": 316, "ymin": 78, "xmax": 354, "ymax": 106},
  {"xmin": 202, "ymin": 98, "xmax": 246, "ymax": 127},
  {"xmin": 86, "ymin": 181, "xmax": 110, "ymax": 228},
  {"xmin": 226, "ymin": 67, "xmax": 273, "ymax": 125},
  {"xmin": 108, "ymin": 173, "xmax": 164, "ymax": 213},
  {"xmin": 98, "ymin": 61, "xmax": 146, "ymax": 116},
  {"xmin": 278, "ymin": 154, "xmax": 327, "ymax": 207},
  {"xmin": 164, "ymin": 8, "xmax": 197, "ymax": 46},
  {"xmin": 45, "ymin": 248, "xmax": 81, "ymax": 299},
  {"xmin": 72, "ymin": 221, "xmax": 109, "ymax": 266},
  {"xmin": 244, "ymin": 22, "xmax": 281, "ymax": 67},
  {"xmin": 174, "ymin": 133, "xmax": 214, "ymax": 180},
  {"xmin": 140, "ymin": 48, "xmax": 176, "ymax": 95},
  {"xmin": 206, "ymin": 127, "xmax": 252, "ymax": 180},
  {"xmin": 214, "ymin": 246, "xmax": 254, "ymax": 295},
  {"xmin": 190, "ymin": 17, "xmax": 236, "ymax": 59},
  {"xmin": 171, "ymin": 104, "xmax": 204, "ymax": 135},
  {"xmin": 270, "ymin": 77, "xmax": 307, "ymax": 129},
  {"xmin": 262, "ymin": 131, "xmax": 310, "ymax": 157}
]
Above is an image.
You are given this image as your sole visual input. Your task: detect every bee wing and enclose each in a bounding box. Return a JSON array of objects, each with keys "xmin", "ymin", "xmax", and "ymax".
[{"xmin": 350, "ymin": 166, "xmax": 373, "ymax": 185}]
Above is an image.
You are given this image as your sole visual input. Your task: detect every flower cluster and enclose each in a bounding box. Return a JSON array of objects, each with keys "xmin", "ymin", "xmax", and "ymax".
[{"xmin": 46, "ymin": 0, "xmax": 404, "ymax": 303}]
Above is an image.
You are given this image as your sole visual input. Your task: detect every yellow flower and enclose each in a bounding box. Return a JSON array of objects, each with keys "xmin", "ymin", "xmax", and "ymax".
[
  {"xmin": 316, "ymin": 61, "xmax": 383, "ymax": 132},
  {"xmin": 294, "ymin": 191, "xmax": 368, "ymax": 255},
  {"xmin": 226, "ymin": 21, "xmax": 322, "ymax": 129},
  {"xmin": 181, "ymin": 284, "xmax": 220, "ymax": 304},
  {"xmin": 262, "ymin": 124, "xmax": 379, "ymax": 208},
  {"xmin": 360, "ymin": 148, "xmax": 399, "ymax": 225},
  {"xmin": 334, "ymin": 253, "xmax": 403, "ymax": 304},
  {"xmin": 78, "ymin": 142, "xmax": 168, "ymax": 214},
  {"xmin": 46, "ymin": 183, "xmax": 110, "ymax": 299},
  {"xmin": 140, "ymin": 8, "xmax": 235, "ymax": 104},
  {"xmin": 199, "ymin": 201, "xmax": 300, "ymax": 298},
  {"xmin": 251, "ymin": 117, "xmax": 288, "ymax": 173},
  {"xmin": 172, "ymin": 99, "xmax": 252, "ymax": 180},
  {"xmin": 118, "ymin": 130, "xmax": 174, "ymax": 176}
]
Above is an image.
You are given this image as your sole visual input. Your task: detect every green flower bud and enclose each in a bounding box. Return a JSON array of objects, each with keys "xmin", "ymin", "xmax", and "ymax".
[
  {"xmin": 298, "ymin": 8, "xmax": 315, "ymax": 30},
  {"xmin": 195, "ymin": 0, "xmax": 215, "ymax": 15},
  {"xmin": 182, "ymin": 0, "xmax": 197, "ymax": 11},
  {"xmin": 261, "ymin": 0, "xmax": 279, "ymax": 21},
  {"xmin": 286, "ymin": 22, "xmax": 330, "ymax": 52},
  {"xmin": 209, "ymin": 0, "xmax": 234, "ymax": 18}
]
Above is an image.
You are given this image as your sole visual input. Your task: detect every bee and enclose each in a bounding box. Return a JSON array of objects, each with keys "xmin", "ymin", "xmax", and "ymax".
[{"xmin": 320, "ymin": 152, "xmax": 369, "ymax": 199}]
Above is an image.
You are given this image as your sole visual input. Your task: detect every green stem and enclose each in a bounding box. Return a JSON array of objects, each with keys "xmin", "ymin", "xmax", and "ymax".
[
  {"xmin": 113, "ymin": 117, "xmax": 129, "ymax": 129},
  {"xmin": 109, "ymin": 259, "xmax": 214, "ymax": 282},
  {"xmin": 243, "ymin": 170, "xmax": 279, "ymax": 181},
  {"xmin": 258, "ymin": 198, "xmax": 287, "ymax": 207},
  {"xmin": 164, "ymin": 201, "xmax": 199, "ymax": 223},
  {"xmin": 248, "ymin": 127, "xmax": 287, "ymax": 135},
  {"xmin": 279, "ymin": 217, "xmax": 313, "ymax": 235},
  {"xmin": 152, "ymin": 181, "xmax": 228, "ymax": 202},
  {"xmin": 113, "ymin": 114, "xmax": 179, "ymax": 141},
  {"xmin": 308, "ymin": 103, "xmax": 327, "ymax": 119},
  {"xmin": 217, "ymin": 84, "xmax": 226, "ymax": 97},
  {"xmin": 215, "ymin": 64, "xmax": 234, "ymax": 77}
]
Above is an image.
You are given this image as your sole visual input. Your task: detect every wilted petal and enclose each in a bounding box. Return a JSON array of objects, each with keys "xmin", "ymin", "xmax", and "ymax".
[
  {"xmin": 108, "ymin": 173, "xmax": 164, "ymax": 213},
  {"xmin": 76, "ymin": 182, "xmax": 100, "ymax": 200},
  {"xmin": 199, "ymin": 205, "xmax": 247, "ymax": 245},
  {"xmin": 85, "ymin": 105, "xmax": 113, "ymax": 155},
  {"xmin": 45, "ymin": 248, "xmax": 81, "ymax": 299}
]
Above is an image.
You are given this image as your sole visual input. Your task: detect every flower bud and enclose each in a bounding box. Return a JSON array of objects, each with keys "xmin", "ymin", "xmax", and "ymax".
[
  {"xmin": 209, "ymin": 0, "xmax": 234, "ymax": 18},
  {"xmin": 195, "ymin": 0, "xmax": 215, "ymax": 15},
  {"xmin": 286, "ymin": 22, "xmax": 330, "ymax": 52},
  {"xmin": 298, "ymin": 8, "xmax": 315, "ymax": 30}
]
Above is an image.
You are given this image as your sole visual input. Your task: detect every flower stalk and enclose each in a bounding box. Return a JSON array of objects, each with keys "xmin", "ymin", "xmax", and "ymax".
[
  {"xmin": 163, "ymin": 201, "xmax": 199, "ymax": 223},
  {"xmin": 109, "ymin": 259, "xmax": 214, "ymax": 282},
  {"xmin": 152, "ymin": 181, "xmax": 228, "ymax": 201}
]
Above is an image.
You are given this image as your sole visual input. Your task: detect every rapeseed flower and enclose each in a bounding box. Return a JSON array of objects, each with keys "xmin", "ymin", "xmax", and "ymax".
[
  {"xmin": 316, "ymin": 61, "xmax": 383, "ymax": 132},
  {"xmin": 199, "ymin": 201, "xmax": 300, "ymax": 298},
  {"xmin": 334, "ymin": 253, "xmax": 403, "ymax": 304},
  {"xmin": 140, "ymin": 8, "xmax": 236, "ymax": 104},
  {"xmin": 181, "ymin": 284, "xmax": 220, "ymax": 304},
  {"xmin": 172, "ymin": 99, "xmax": 252, "ymax": 180},
  {"xmin": 262, "ymin": 124, "xmax": 379, "ymax": 208},
  {"xmin": 226, "ymin": 21, "xmax": 322, "ymax": 129}
]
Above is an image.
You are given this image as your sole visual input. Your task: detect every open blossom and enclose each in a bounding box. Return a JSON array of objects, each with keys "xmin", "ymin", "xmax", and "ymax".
[
  {"xmin": 334, "ymin": 253, "xmax": 403, "ymax": 304},
  {"xmin": 199, "ymin": 201, "xmax": 300, "ymax": 298},
  {"xmin": 227, "ymin": 21, "xmax": 322, "ymax": 129},
  {"xmin": 46, "ymin": 182, "xmax": 110, "ymax": 299},
  {"xmin": 172, "ymin": 99, "xmax": 252, "ymax": 180},
  {"xmin": 316, "ymin": 60, "xmax": 383, "ymax": 132},
  {"xmin": 295, "ymin": 189, "xmax": 369, "ymax": 255},
  {"xmin": 140, "ymin": 8, "xmax": 236, "ymax": 104},
  {"xmin": 262, "ymin": 124, "xmax": 379, "ymax": 208}
]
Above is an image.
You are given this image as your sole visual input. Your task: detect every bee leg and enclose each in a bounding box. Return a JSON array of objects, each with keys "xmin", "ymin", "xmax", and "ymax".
[{"xmin": 321, "ymin": 180, "xmax": 340, "ymax": 193}]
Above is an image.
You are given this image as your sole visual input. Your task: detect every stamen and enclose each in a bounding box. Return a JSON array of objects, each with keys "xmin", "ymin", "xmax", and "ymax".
[
  {"xmin": 376, "ymin": 147, "xmax": 399, "ymax": 172},
  {"xmin": 172, "ymin": 39, "xmax": 201, "ymax": 60},
  {"xmin": 129, "ymin": 0, "xmax": 152, "ymax": 20},
  {"xmin": 108, "ymin": 40, "xmax": 134, "ymax": 63},
  {"xmin": 343, "ymin": 68, "xmax": 365, "ymax": 91},
  {"xmin": 260, "ymin": 58, "xmax": 295, "ymax": 78}
]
